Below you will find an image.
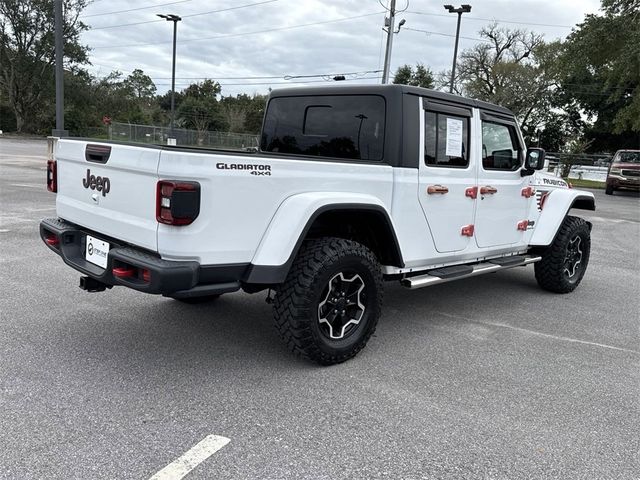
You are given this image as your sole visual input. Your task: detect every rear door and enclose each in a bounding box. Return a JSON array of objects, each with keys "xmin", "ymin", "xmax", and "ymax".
[
  {"xmin": 55, "ymin": 140, "xmax": 160, "ymax": 251},
  {"xmin": 417, "ymin": 98, "xmax": 476, "ymax": 253},
  {"xmin": 474, "ymin": 114, "xmax": 530, "ymax": 248}
]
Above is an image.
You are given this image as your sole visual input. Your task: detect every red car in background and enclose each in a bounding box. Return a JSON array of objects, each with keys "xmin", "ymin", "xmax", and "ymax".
[{"xmin": 606, "ymin": 150, "xmax": 640, "ymax": 195}]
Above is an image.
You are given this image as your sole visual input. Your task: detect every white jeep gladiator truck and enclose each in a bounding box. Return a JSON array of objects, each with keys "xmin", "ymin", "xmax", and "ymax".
[{"xmin": 41, "ymin": 85, "xmax": 595, "ymax": 365}]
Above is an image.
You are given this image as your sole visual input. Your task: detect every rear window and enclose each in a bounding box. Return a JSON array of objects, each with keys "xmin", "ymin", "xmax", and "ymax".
[{"xmin": 261, "ymin": 95, "xmax": 386, "ymax": 161}]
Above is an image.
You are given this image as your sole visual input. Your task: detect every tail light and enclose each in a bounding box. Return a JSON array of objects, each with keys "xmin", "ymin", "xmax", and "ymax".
[
  {"xmin": 156, "ymin": 180, "xmax": 201, "ymax": 226},
  {"xmin": 47, "ymin": 160, "xmax": 57, "ymax": 192}
]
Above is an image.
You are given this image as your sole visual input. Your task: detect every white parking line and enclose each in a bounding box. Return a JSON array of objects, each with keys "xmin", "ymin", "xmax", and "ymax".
[
  {"xmin": 585, "ymin": 215, "xmax": 639, "ymax": 225},
  {"xmin": 10, "ymin": 183, "xmax": 43, "ymax": 189},
  {"xmin": 436, "ymin": 311, "xmax": 640, "ymax": 355},
  {"xmin": 26, "ymin": 207, "xmax": 56, "ymax": 212},
  {"xmin": 149, "ymin": 435, "xmax": 230, "ymax": 480},
  {"xmin": 0, "ymin": 154, "xmax": 47, "ymax": 159}
]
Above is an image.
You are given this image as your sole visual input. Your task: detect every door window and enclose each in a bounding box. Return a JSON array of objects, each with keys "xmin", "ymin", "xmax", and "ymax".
[
  {"xmin": 481, "ymin": 122, "xmax": 521, "ymax": 171},
  {"xmin": 424, "ymin": 111, "xmax": 469, "ymax": 168}
]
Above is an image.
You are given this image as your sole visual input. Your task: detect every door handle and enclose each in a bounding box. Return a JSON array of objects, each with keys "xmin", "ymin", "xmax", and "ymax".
[
  {"xmin": 480, "ymin": 186, "xmax": 498, "ymax": 195},
  {"xmin": 427, "ymin": 185, "xmax": 449, "ymax": 195}
]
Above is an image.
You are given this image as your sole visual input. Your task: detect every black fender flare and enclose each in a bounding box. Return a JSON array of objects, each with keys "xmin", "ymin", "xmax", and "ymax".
[{"xmin": 243, "ymin": 203, "xmax": 404, "ymax": 284}]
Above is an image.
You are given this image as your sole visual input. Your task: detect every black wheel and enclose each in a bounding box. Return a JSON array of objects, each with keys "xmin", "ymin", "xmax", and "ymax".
[
  {"xmin": 535, "ymin": 216, "xmax": 591, "ymax": 293},
  {"xmin": 273, "ymin": 237, "xmax": 383, "ymax": 365},
  {"xmin": 605, "ymin": 184, "xmax": 614, "ymax": 195},
  {"xmin": 173, "ymin": 294, "xmax": 221, "ymax": 304}
]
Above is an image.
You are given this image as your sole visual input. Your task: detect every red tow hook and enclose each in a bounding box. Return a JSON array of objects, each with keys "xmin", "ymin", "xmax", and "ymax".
[
  {"xmin": 112, "ymin": 266, "xmax": 136, "ymax": 278},
  {"xmin": 44, "ymin": 232, "xmax": 60, "ymax": 246},
  {"xmin": 45, "ymin": 236, "xmax": 60, "ymax": 246}
]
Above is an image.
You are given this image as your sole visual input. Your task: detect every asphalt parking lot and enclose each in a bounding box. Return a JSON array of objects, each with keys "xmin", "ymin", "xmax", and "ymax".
[{"xmin": 1, "ymin": 137, "xmax": 639, "ymax": 480}]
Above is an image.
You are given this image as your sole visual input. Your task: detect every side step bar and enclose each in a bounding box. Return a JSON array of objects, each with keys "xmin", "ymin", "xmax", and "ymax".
[{"xmin": 401, "ymin": 255, "xmax": 542, "ymax": 289}]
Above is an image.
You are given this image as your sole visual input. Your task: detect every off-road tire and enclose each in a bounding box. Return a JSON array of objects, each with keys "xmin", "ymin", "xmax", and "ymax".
[
  {"xmin": 605, "ymin": 184, "xmax": 614, "ymax": 195},
  {"xmin": 273, "ymin": 237, "xmax": 383, "ymax": 365},
  {"xmin": 535, "ymin": 215, "xmax": 591, "ymax": 293},
  {"xmin": 173, "ymin": 294, "xmax": 221, "ymax": 304}
]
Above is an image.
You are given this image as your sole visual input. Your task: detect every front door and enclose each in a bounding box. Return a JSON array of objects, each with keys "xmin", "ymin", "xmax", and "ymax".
[
  {"xmin": 474, "ymin": 117, "xmax": 530, "ymax": 248},
  {"xmin": 418, "ymin": 100, "xmax": 476, "ymax": 253}
]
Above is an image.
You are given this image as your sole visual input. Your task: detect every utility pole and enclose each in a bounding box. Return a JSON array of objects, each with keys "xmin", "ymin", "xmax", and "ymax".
[
  {"xmin": 53, "ymin": 0, "xmax": 67, "ymax": 137},
  {"xmin": 381, "ymin": 0, "xmax": 396, "ymax": 84},
  {"xmin": 444, "ymin": 4, "xmax": 471, "ymax": 94},
  {"xmin": 157, "ymin": 14, "xmax": 182, "ymax": 140}
]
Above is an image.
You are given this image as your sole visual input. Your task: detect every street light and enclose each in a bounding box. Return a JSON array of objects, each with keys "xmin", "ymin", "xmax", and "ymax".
[
  {"xmin": 53, "ymin": 0, "xmax": 67, "ymax": 137},
  {"xmin": 444, "ymin": 4, "xmax": 471, "ymax": 94},
  {"xmin": 157, "ymin": 13, "xmax": 182, "ymax": 138},
  {"xmin": 381, "ymin": 0, "xmax": 406, "ymax": 84}
]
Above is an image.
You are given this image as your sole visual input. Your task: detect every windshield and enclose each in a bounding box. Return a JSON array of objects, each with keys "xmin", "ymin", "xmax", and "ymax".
[{"xmin": 613, "ymin": 151, "xmax": 640, "ymax": 164}]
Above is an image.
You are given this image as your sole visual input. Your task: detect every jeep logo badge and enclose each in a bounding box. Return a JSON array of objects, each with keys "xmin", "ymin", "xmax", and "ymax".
[{"xmin": 82, "ymin": 169, "xmax": 110, "ymax": 196}]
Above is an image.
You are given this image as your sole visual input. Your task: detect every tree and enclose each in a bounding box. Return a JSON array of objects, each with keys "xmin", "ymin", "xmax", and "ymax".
[
  {"xmin": 177, "ymin": 79, "xmax": 224, "ymax": 142},
  {"xmin": 454, "ymin": 25, "xmax": 558, "ymax": 138},
  {"xmin": 556, "ymin": 0, "xmax": 640, "ymax": 151},
  {"xmin": 121, "ymin": 69, "xmax": 159, "ymax": 124},
  {"xmin": 219, "ymin": 96, "xmax": 248, "ymax": 133},
  {"xmin": 219, "ymin": 93, "xmax": 267, "ymax": 133},
  {"xmin": 535, "ymin": 110, "xmax": 584, "ymax": 153},
  {"xmin": 0, "ymin": 0, "xmax": 89, "ymax": 132},
  {"xmin": 123, "ymin": 69, "xmax": 157, "ymax": 100},
  {"xmin": 392, "ymin": 63, "xmax": 435, "ymax": 88}
]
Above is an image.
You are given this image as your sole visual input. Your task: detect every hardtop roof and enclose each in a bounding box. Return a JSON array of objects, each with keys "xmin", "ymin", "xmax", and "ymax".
[{"xmin": 268, "ymin": 83, "xmax": 514, "ymax": 117}]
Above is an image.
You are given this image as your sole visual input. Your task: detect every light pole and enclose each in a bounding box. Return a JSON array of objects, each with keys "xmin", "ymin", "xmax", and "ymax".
[
  {"xmin": 381, "ymin": 1, "xmax": 406, "ymax": 84},
  {"xmin": 157, "ymin": 14, "xmax": 182, "ymax": 138},
  {"xmin": 53, "ymin": 0, "xmax": 67, "ymax": 137},
  {"xmin": 444, "ymin": 4, "xmax": 471, "ymax": 94}
]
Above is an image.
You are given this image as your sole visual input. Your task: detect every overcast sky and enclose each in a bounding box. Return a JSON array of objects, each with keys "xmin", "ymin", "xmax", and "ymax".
[{"xmin": 80, "ymin": 0, "xmax": 602, "ymax": 97}]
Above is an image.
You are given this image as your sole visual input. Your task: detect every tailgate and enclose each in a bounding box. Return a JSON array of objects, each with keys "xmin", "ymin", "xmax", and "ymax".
[{"xmin": 55, "ymin": 139, "xmax": 160, "ymax": 251}]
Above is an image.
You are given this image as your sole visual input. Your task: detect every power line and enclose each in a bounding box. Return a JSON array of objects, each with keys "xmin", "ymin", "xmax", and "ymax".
[
  {"xmin": 87, "ymin": 64, "xmax": 382, "ymax": 81},
  {"xmin": 180, "ymin": 0, "xmax": 276, "ymax": 18},
  {"xmin": 152, "ymin": 70, "xmax": 382, "ymax": 80},
  {"xmin": 89, "ymin": 0, "xmax": 278, "ymax": 30},
  {"xmin": 406, "ymin": 10, "xmax": 573, "ymax": 29},
  {"xmin": 81, "ymin": 0, "xmax": 193, "ymax": 18},
  {"xmin": 158, "ymin": 75, "xmax": 284, "ymax": 80},
  {"xmin": 284, "ymin": 70, "xmax": 382, "ymax": 80},
  {"xmin": 90, "ymin": 11, "xmax": 385, "ymax": 48},
  {"xmin": 403, "ymin": 26, "xmax": 487, "ymax": 42},
  {"xmin": 154, "ymin": 75, "xmax": 382, "ymax": 87}
]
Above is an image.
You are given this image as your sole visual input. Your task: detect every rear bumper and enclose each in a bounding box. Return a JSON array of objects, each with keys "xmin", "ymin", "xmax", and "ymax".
[{"xmin": 40, "ymin": 218, "xmax": 244, "ymax": 297}]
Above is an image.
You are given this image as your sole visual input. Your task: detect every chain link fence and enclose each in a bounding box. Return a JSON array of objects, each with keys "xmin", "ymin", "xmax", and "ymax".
[{"xmin": 107, "ymin": 122, "xmax": 259, "ymax": 150}]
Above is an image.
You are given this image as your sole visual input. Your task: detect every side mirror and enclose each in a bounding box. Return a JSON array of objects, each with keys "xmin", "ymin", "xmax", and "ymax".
[
  {"xmin": 525, "ymin": 148, "xmax": 546, "ymax": 170},
  {"xmin": 521, "ymin": 148, "xmax": 545, "ymax": 176}
]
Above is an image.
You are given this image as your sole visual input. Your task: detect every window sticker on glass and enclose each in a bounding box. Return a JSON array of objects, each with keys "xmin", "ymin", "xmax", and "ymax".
[{"xmin": 445, "ymin": 118, "xmax": 463, "ymax": 157}]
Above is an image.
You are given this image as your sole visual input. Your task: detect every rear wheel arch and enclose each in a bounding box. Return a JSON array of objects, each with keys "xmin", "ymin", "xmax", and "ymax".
[
  {"xmin": 302, "ymin": 205, "xmax": 404, "ymax": 268},
  {"xmin": 244, "ymin": 204, "xmax": 404, "ymax": 285}
]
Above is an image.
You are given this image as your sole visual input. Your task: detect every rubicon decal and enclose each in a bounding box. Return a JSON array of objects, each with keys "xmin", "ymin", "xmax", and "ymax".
[
  {"xmin": 82, "ymin": 169, "xmax": 111, "ymax": 196},
  {"xmin": 541, "ymin": 177, "xmax": 568, "ymax": 188},
  {"xmin": 216, "ymin": 162, "xmax": 271, "ymax": 176}
]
